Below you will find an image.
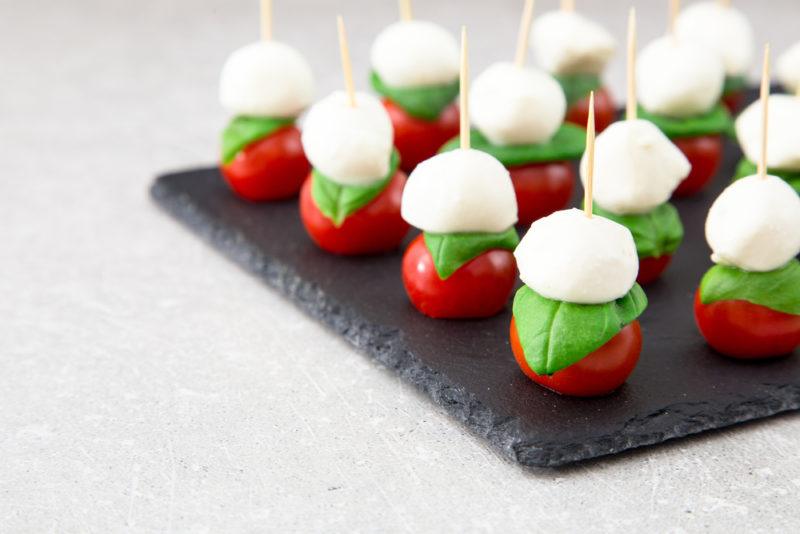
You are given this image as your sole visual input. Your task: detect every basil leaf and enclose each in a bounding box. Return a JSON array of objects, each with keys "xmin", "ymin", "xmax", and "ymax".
[
  {"xmin": 723, "ymin": 74, "xmax": 748, "ymax": 96},
  {"xmin": 592, "ymin": 203, "xmax": 684, "ymax": 259},
  {"xmin": 310, "ymin": 151, "xmax": 400, "ymax": 227},
  {"xmin": 513, "ymin": 284, "xmax": 648, "ymax": 375},
  {"xmin": 554, "ymin": 73, "xmax": 602, "ymax": 107},
  {"xmin": 370, "ymin": 71, "xmax": 459, "ymax": 121},
  {"xmin": 440, "ymin": 125, "xmax": 585, "ymax": 167},
  {"xmin": 699, "ymin": 260, "xmax": 800, "ymax": 315},
  {"xmin": 733, "ymin": 159, "xmax": 800, "ymax": 194},
  {"xmin": 221, "ymin": 115, "xmax": 294, "ymax": 164},
  {"xmin": 637, "ymin": 103, "xmax": 734, "ymax": 139},
  {"xmin": 423, "ymin": 228, "xmax": 520, "ymax": 280}
]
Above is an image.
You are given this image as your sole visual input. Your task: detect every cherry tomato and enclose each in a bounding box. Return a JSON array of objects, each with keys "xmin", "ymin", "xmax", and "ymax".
[
  {"xmin": 722, "ymin": 91, "xmax": 745, "ymax": 114},
  {"xmin": 637, "ymin": 255, "xmax": 673, "ymax": 286},
  {"xmin": 401, "ymin": 234, "xmax": 517, "ymax": 319},
  {"xmin": 508, "ymin": 161, "xmax": 575, "ymax": 226},
  {"xmin": 299, "ymin": 171, "xmax": 409, "ymax": 255},
  {"xmin": 220, "ymin": 126, "xmax": 310, "ymax": 202},
  {"xmin": 510, "ymin": 318, "xmax": 642, "ymax": 397},
  {"xmin": 383, "ymin": 99, "xmax": 460, "ymax": 173},
  {"xmin": 693, "ymin": 290, "xmax": 800, "ymax": 359},
  {"xmin": 672, "ymin": 135, "xmax": 723, "ymax": 197},
  {"xmin": 564, "ymin": 86, "xmax": 616, "ymax": 133}
]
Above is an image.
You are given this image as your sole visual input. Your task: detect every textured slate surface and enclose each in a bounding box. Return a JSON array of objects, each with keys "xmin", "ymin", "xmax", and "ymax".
[{"xmin": 150, "ymin": 137, "xmax": 800, "ymax": 467}]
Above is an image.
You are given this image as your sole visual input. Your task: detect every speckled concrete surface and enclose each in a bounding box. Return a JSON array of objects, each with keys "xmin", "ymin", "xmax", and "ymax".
[{"xmin": 2, "ymin": 0, "xmax": 800, "ymax": 531}]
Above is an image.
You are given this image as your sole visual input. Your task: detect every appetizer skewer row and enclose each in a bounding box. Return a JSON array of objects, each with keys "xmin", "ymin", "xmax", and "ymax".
[
  {"xmin": 511, "ymin": 94, "xmax": 648, "ymax": 397},
  {"xmin": 440, "ymin": 0, "xmax": 585, "ymax": 227},
  {"xmin": 636, "ymin": 0, "xmax": 732, "ymax": 197},
  {"xmin": 218, "ymin": 0, "xmax": 314, "ymax": 201},
  {"xmin": 675, "ymin": 0, "xmax": 754, "ymax": 112},
  {"xmin": 299, "ymin": 17, "xmax": 409, "ymax": 255},
  {"xmin": 582, "ymin": 9, "xmax": 688, "ymax": 285},
  {"xmin": 531, "ymin": 0, "xmax": 617, "ymax": 132},
  {"xmin": 695, "ymin": 46, "xmax": 800, "ymax": 359},
  {"xmin": 369, "ymin": 0, "xmax": 460, "ymax": 173},
  {"xmin": 401, "ymin": 28, "xmax": 520, "ymax": 319}
]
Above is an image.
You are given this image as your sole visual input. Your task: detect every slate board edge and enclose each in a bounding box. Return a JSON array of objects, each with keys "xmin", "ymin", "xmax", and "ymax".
[{"xmin": 150, "ymin": 172, "xmax": 800, "ymax": 468}]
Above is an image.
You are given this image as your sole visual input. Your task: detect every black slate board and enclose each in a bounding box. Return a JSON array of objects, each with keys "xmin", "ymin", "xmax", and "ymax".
[{"xmin": 151, "ymin": 135, "xmax": 800, "ymax": 469}]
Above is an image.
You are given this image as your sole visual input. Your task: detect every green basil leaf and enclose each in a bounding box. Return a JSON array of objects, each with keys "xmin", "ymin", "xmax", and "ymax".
[
  {"xmin": 733, "ymin": 159, "xmax": 800, "ymax": 194},
  {"xmin": 513, "ymin": 284, "xmax": 647, "ymax": 375},
  {"xmin": 439, "ymin": 125, "xmax": 585, "ymax": 167},
  {"xmin": 221, "ymin": 115, "xmax": 294, "ymax": 164},
  {"xmin": 423, "ymin": 228, "xmax": 520, "ymax": 280},
  {"xmin": 554, "ymin": 73, "xmax": 602, "ymax": 107},
  {"xmin": 592, "ymin": 203, "xmax": 684, "ymax": 259},
  {"xmin": 699, "ymin": 260, "xmax": 800, "ymax": 315},
  {"xmin": 310, "ymin": 150, "xmax": 400, "ymax": 227},
  {"xmin": 723, "ymin": 74, "xmax": 748, "ymax": 96},
  {"xmin": 637, "ymin": 103, "xmax": 734, "ymax": 139},
  {"xmin": 370, "ymin": 71, "xmax": 459, "ymax": 121}
]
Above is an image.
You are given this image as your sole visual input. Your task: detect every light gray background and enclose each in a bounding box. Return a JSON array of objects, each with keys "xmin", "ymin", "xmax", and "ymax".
[{"xmin": 2, "ymin": 0, "xmax": 799, "ymax": 531}]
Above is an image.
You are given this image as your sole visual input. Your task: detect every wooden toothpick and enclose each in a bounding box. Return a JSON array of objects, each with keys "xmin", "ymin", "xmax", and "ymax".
[
  {"xmin": 718, "ymin": 0, "xmax": 732, "ymax": 7},
  {"xmin": 758, "ymin": 43, "xmax": 771, "ymax": 179},
  {"xmin": 561, "ymin": 0, "xmax": 575, "ymax": 12},
  {"xmin": 337, "ymin": 16, "xmax": 356, "ymax": 108},
  {"xmin": 260, "ymin": 0, "xmax": 272, "ymax": 41},
  {"xmin": 399, "ymin": 0, "xmax": 413, "ymax": 21},
  {"xmin": 584, "ymin": 91, "xmax": 596, "ymax": 218},
  {"xmin": 514, "ymin": 0, "xmax": 536, "ymax": 68},
  {"xmin": 668, "ymin": 0, "xmax": 680, "ymax": 36},
  {"xmin": 460, "ymin": 26, "xmax": 470, "ymax": 150},
  {"xmin": 626, "ymin": 7, "xmax": 637, "ymax": 121}
]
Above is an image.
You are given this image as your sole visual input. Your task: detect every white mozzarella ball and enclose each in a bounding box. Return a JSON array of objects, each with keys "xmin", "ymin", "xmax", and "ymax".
[
  {"xmin": 706, "ymin": 175, "xmax": 800, "ymax": 272},
  {"xmin": 515, "ymin": 208, "xmax": 639, "ymax": 304},
  {"xmin": 530, "ymin": 10, "xmax": 616, "ymax": 76},
  {"xmin": 736, "ymin": 94, "xmax": 800, "ymax": 171},
  {"xmin": 401, "ymin": 149, "xmax": 518, "ymax": 234},
  {"xmin": 637, "ymin": 36, "xmax": 725, "ymax": 118},
  {"xmin": 219, "ymin": 41, "xmax": 314, "ymax": 117},
  {"xmin": 580, "ymin": 119, "xmax": 690, "ymax": 214},
  {"xmin": 777, "ymin": 41, "xmax": 800, "ymax": 94},
  {"xmin": 470, "ymin": 62, "xmax": 566, "ymax": 146},
  {"xmin": 301, "ymin": 91, "xmax": 394, "ymax": 186}
]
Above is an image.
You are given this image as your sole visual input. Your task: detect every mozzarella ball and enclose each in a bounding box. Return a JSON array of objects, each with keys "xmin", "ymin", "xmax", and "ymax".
[
  {"xmin": 515, "ymin": 209, "xmax": 639, "ymax": 304},
  {"xmin": 675, "ymin": 2, "xmax": 754, "ymax": 77},
  {"xmin": 219, "ymin": 41, "xmax": 314, "ymax": 118},
  {"xmin": 580, "ymin": 119, "xmax": 690, "ymax": 214},
  {"xmin": 401, "ymin": 149, "xmax": 518, "ymax": 234},
  {"xmin": 736, "ymin": 94, "xmax": 800, "ymax": 171},
  {"xmin": 777, "ymin": 41, "xmax": 800, "ymax": 94},
  {"xmin": 301, "ymin": 91, "xmax": 394, "ymax": 186},
  {"xmin": 370, "ymin": 20, "xmax": 459, "ymax": 88},
  {"xmin": 706, "ymin": 175, "xmax": 800, "ymax": 272},
  {"xmin": 530, "ymin": 10, "xmax": 616, "ymax": 76},
  {"xmin": 470, "ymin": 62, "xmax": 566, "ymax": 146},
  {"xmin": 637, "ymin": 36, "xmax": 725, "ymax": 118}
]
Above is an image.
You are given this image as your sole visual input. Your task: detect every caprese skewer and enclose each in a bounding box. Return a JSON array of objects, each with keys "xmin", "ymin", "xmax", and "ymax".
[
  {"xmin": 511, "ymin": 94, "xmax": 647, "ymax": 397},
  {"xmin": 584, "ymin": 9, "xmax": 689, "ymax": 285},
  {"xmin": 440, "ymin": 0, "xmax": 585, "ymax": 226},
  {"xmin": 636, "ymin": 0, "xmax": 732, "ymax": 197},
  {"xmin": 695, "ymin": 46, "xmax": 800, "ymax": 359},
  {"xmin": 530, "ymin": 0, "xmax": 617, "ymax": 132},
  {"xmin": 218, "ymin": 0, "xmax": 314, "ymax": 201},
  {"xmin": 369, "ymin": 0, "xmax": 460, "ymax": 173},
  {"xmin": 401, "ymin": 28, "xmax": 520, "ymax": 319},
  {"xmin": 299, "ymin": 16, "xmax": 409, "ymax": 255}
]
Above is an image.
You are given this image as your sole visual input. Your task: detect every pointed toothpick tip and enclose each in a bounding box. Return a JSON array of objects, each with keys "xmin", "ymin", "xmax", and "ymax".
[
  {"xmin": 584, "ymin": 91, "xmax": 596, "ymax": 218},
  {"xmin": 337, "ymin": 15, "xmax": 356, "ymax": 107},
  {"xmin": 758, "ymin": 43, "xmax": 771, "ymax": 179},
  {"xmin": 514, "ymin": 0, "xmax": 536, "ymax": 68}
]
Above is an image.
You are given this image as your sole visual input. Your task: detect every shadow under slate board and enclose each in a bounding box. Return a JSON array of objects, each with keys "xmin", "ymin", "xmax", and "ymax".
[{"xmin": 151, "ymin": 130, "xmax": 799, "ymax": 469}]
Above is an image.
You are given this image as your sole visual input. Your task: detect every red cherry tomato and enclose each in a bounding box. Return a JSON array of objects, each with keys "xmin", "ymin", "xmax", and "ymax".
[
  {"xmin": 637, "ymin": 255, "xmax": 673, "ymax": 285},
  {"xmin": 508, "ymin": 161, "xmax": 575, "ymax": 226},
  {"xmin": 510, "ymin": 318, "xmax": 642, "ymax": 397},
  {"xmin": 383, "ymin": 99, "xmax": 460, "ymax": 173},
  {"xmin": 564, "ymin": 86, "xmax": 616, "ymax": 133},
  {"xmin": 299, "ymin": 171, "xmax": 409, "ymax": 255},
  {"xmin": 220, "ymin": 126, "xmax": 310, "ymax": 201},
  {"xmin": 693, "ymin": 289, "xmax": 800, "ymax": 359},
  {"xmin": 722, "ymin": 91, "xmax": 745, "ymax": 114},
  {"xmin": 672, "ymin": 135, "xmax": 723, "ymax": 197},
  {"xmin": 401, "ymin": 234, "xmax": 517, "ymax": 319}
]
